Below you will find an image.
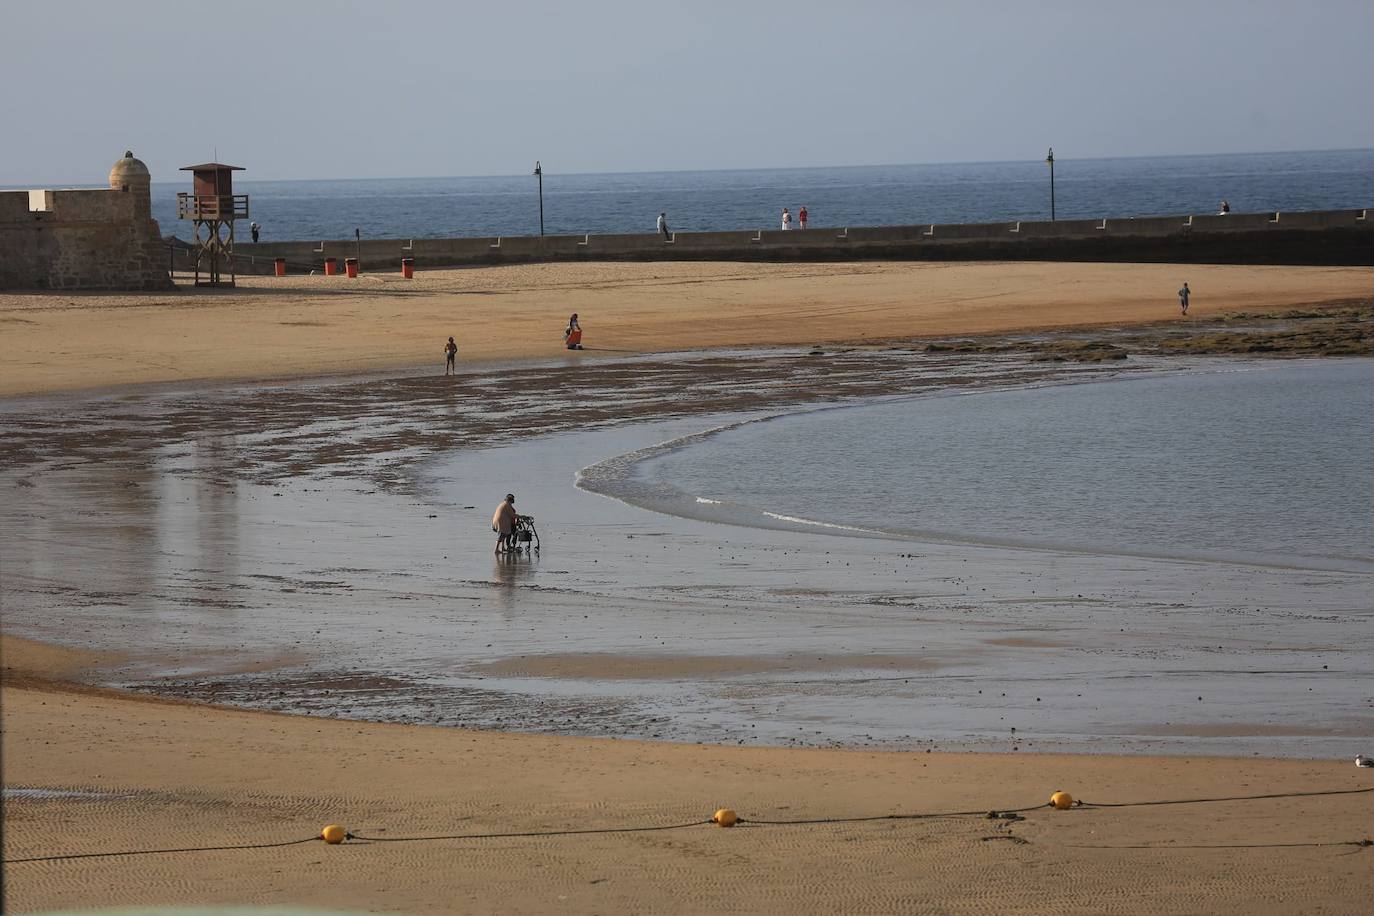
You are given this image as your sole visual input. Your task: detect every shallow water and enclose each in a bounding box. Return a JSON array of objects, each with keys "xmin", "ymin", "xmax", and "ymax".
[
  {"xmin": 627, "ymin": 360, "xmax": 1374, "ymax": 572},
  {"xmin": 2, "ymin": 350, "xmax": 1370, "ymax": 756}
]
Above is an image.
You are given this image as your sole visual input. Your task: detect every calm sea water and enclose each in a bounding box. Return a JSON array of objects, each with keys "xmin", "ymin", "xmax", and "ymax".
[
  {"xmin": 123, "ymin": 148, "xmax": 1374, "ymax": 241},
  {"xmin": 629, "ymin": 360, "xmax": 1374, "ymax": 572}
]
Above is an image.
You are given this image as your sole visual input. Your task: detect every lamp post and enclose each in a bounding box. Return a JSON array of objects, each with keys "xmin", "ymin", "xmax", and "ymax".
[
  {"xmin": 1045, "ymin": 148, "xmax": 1056, "ymax": 221},
  {"xmin": 533, "ymin": 161, "xmax": 544, "ymax": 236}
]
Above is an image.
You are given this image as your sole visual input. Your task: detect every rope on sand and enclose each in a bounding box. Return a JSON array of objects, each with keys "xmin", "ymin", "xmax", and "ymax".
[
  {"xmin": 5, "ymin": 835, "xmax": 320, "ymax": 865},
  {"xmin": 1076, "ymin": 784, "xmax": 1374, "ymax": 809},
  {"xmin": 347, "ymin": 818, "xmax": 713, "ymax": 844},
  {"xmin": 6, "ymin": 785, "xmax": 1371, "ymax": 864}
]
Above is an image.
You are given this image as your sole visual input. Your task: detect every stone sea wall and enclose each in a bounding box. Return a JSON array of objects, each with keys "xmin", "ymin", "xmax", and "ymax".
[
  {"xmin": 216, "ymin": 208, "xmax": 1373, "ymax": 276},
  {"xmin": 7, "ymin": 186, "xmax": 1368, "ymax": 289}
]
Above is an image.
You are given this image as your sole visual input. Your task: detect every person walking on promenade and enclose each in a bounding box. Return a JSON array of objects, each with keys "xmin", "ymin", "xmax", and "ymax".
[
  {"xmin": 250, "ymin": 221, "xmax": 261, "ymax": 243},
  {"xmin": 798, "ymin": 205, "xmax": 808, "ymax": 230},
  {"xmin": 493, "ymin": 493, "xmax": 519, "ymax": 554},
  {"xmin": 565, "ymin": 313, "xmax": 583, "ymax": 349},
  {"xmin": 1178, "ymin": 282, "xmax": 1190, "ymax": 316},
  {"xmin": 444, "ymin": 336, "xmax": 458, "ymax": 375},
  {"xmin": 781, "ymin": 207, "xmax": 792, "ymax": 230},
  {"xmin": 658, "ymin": 212, "xmax": 671, "ymax": 239},
  {"xmin": 1219, "ymin": 200, "xmax": 1231, "ymax": 215}
]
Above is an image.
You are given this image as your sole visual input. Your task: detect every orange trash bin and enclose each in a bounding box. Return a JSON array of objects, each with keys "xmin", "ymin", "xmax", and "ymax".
[
  {"xmin": 345, "ymin": 257, "xmax": 359, "ymax": 278},
  {"xmin": 401, "ymin": 257, "xmax": 414, "ymax": 279},
  {"xmin": 274, "ymin": 258, "xmax": 286, "ymax": 277},
  {"xmin": 324, "ymin": 257, "xmax": 338, "ymax": 276}
]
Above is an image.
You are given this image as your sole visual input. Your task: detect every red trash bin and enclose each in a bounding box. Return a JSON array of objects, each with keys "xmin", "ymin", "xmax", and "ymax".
[
  {"xmin": 274, "ymin": 257, "xmax": 286, "ymax": 277},
  {"xmin": 401, "ymin": 257, "xmax": 414, "ymax": 279},
  {"xmin": 345, "ymin": 257, "xmax": 359, "ymax": 279},
  {"xmin": 324, "ymin": 257, "xmax": 338, "ymax": 276}
]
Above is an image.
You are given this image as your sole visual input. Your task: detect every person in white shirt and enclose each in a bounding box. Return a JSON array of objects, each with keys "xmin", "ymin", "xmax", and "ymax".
[
  {"xmin": 657, "ymin": 212, "xmax": 670, "ymax": 239},
  {"xmin": 781, "ymin": 208, "xmax": 792, "ymax": 230},
  {"xmin": 493, "ymin": 494, "xmax": 519, "ymax": 554}
]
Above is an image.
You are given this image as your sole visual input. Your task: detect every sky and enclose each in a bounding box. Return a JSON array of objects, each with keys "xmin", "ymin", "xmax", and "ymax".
[{"xmin": 3, "ymin": 0, "xmax": 1372, "ymax": 184}]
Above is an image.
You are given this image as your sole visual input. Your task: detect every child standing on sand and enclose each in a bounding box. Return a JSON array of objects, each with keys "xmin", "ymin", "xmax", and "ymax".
[
  {"xmin": 444, "ymin": 336, "xmax": 457, "ymax": 374},
  {"xmin": 1178, "ymin": 282, "xmax": 1190, "ymax": 316}
]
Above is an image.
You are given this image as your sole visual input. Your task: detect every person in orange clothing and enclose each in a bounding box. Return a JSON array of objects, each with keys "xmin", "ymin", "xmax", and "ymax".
[{"xmin": 565, "ymin": 313, "xmax": 583, "ymax": 350}]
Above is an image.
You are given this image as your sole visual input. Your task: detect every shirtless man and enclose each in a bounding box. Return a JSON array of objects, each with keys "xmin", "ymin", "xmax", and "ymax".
[{"xmin": 493, "ymin": 493, "xmax": 519, "ymax": 554}]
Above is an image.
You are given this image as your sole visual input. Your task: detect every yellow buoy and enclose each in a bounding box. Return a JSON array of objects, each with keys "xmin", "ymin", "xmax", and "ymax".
[
  {"xmin": 713, "ymin": 808, "xmax": 739, "ymax": 828},
  {"xmin": 321, "ymin": 824, "xmax": 347, "ymax": 844},
  {"xmin": 1049, "ymin": 791, "xmax": 1074, "ymax": 810}
]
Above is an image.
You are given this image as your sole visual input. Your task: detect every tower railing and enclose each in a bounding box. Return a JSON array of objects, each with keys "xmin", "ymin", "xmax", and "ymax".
[{"xmin": 176, "ymin": 193, "xmax": 250, "ymax": 221}]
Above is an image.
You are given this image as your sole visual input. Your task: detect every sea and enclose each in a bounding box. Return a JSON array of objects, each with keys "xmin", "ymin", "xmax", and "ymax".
[
  {"xmin": 606, "ymin": 360, "xmax": 1374, "ymax": 574},
  {"xmin": 110, "ymin": 148, "xmax": 1373, "ymax": 241}
]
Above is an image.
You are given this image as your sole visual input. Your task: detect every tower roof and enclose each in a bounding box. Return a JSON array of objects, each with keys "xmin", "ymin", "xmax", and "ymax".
[
  {"xmin": 109, "ymin": 150, "xmax": 151, "ymax": 189},
  {"xmin": 180, "ymin": 163, "xmax": 245, "ymax": 172}
]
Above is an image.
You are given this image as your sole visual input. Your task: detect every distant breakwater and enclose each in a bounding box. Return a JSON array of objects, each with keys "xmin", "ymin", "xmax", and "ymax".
[{"xmin": 180, "ymin": 207, "xmax": 1374, "ymax": 276}]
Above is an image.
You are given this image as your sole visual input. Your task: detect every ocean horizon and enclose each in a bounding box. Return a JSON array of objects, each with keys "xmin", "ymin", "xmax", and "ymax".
[
  {"xmin": 7, "ymin": 147, "xmax": 1373, "ymax": 242},
  {"xmin": 9, "ymin": 144, "xmax": 1372, "ymax": 185}
]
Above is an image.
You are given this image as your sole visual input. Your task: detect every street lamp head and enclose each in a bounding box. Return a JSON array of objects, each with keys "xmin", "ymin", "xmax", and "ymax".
[
  {"xmin": 533, "ymin": 161, "xmax": 542, "ymax": 176},
  {"xmin": 1046, "ymin": 147, "xmax": 1054, "ymax": 165}
]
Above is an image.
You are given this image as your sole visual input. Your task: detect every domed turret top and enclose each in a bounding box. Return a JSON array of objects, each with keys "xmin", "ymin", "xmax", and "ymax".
[{"xmin": 109, "ymin": 150, "xmax": 151, "ymax": 189}]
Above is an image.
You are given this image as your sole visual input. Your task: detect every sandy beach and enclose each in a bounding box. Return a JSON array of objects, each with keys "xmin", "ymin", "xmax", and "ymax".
[
  {"xmin": 6, "ymin": 638, "xmax": 1374, "ymax": 915},
  {"xmin": 4, "ymin": 260, "xmax": 1374, "ymax": 914},
  {"xmin": 3, "ymin": 260, "xmax": 1373, "ymax": 396}
]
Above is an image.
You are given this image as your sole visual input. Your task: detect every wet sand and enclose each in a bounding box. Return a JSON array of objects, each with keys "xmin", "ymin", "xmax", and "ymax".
[{"xmin": 4, "ymin": 281, "xmax": 1374, "ymax": 912}]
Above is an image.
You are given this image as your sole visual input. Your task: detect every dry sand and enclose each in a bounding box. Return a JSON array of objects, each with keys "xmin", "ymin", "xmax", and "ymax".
[
  {"xmin": 5, "ymin": 260, "xmax": 1374, "ymax": 913},
  {"xmin": 5, "ymin": 637, "xmax": 1373, "ymax": 915},
  {"xmin": 2, "ymin": 260, "xmax": 1373, "ymax": 396}
]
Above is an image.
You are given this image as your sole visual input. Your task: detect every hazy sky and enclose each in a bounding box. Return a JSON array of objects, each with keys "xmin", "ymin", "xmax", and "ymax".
[{"xmin": 4, "ymin": 0, "xmax": 1372, "ymax": 184}]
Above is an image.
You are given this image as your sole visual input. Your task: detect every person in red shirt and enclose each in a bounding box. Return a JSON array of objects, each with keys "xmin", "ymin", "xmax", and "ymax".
[
  {"xmin": 798, "ymin": 206, "xmax": 808, "ymax": 230},
  {"xmin": 565, "ymin": 313, "xmax": 583, "ymax": 349}
]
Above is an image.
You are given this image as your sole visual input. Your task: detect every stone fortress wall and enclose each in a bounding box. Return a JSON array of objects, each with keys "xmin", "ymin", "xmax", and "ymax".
[
  {"xmin": 222, "ymin": 208, "xmax": 1373, "ymax": 276},
  {"xmin": 0, "ymin": 152, "xmax": 172, "ymax": 291}
]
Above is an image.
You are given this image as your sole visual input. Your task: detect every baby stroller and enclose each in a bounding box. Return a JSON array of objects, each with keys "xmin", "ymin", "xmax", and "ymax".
[{"xmin": 506, "ymin": 514, "xmax": 540, "ymax": 554}]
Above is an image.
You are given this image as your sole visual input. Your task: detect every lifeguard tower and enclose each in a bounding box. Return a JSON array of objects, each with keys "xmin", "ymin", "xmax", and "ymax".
[{"xmin": 176, "ymin": 162, "xmax": 248, "ymax": 286}]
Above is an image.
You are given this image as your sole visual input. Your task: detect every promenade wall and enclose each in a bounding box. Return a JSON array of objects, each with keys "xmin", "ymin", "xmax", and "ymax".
[
  {"xmin": 0, "ymin": 187, "xmax": 171, "ymax": 290},
  {"xmin": 210, "ymin": 208, "xmax": 1374, "ymax": 276}
]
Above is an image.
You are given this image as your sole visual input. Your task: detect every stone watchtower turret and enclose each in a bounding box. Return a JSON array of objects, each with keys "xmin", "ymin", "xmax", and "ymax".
[
  {"xmin": 109, "ymin": 150, "xmax": 153, "ymax": 220},
  {"xmin": 106, "ymin": 150, "xmax": 172, "ymax": 289}
]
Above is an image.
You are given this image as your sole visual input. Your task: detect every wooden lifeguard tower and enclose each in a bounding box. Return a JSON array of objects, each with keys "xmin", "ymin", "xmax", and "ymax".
[{"xmin": 176, "ymin": 162, "xmax": 248, "ymax": 286}]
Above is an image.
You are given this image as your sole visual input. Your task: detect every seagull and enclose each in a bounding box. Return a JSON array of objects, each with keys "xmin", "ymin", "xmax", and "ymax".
[{"xmin": 1357, "ymin": 755, "xmax": 1373, "ymax": 767}]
